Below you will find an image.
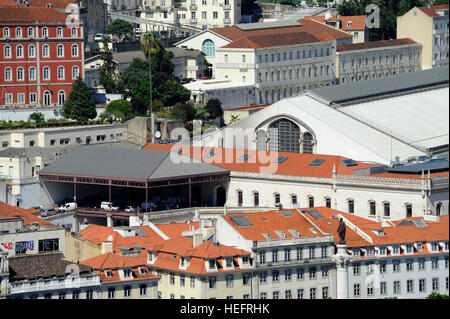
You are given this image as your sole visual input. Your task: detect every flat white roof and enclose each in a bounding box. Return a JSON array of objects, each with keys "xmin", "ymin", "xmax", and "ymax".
[{"xmin": 183, "ymin": 79, "xmax": 254, "ymax": 91}]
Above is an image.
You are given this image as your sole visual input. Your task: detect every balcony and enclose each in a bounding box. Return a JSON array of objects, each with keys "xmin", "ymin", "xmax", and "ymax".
[
  {"xmin": 253, "ymin": 234, "xmax": 334, "ymax": 249},
  {"xmin": 190, "ymin": 5, "xmax": 197, "ymax": 10},
  {"xmin": 223, "ymin": 4, "xmax": 231, "ymax": 10},
  {"xmin": 190, "ymin": 18, "xmax": 197, "ymax": 24},
  {"xmin": 255, "ymin": 257, "xmax": 331, "ymax": 269},
  {"xmin": 9, "ymin": 276, "xmax": 100, "ymax": 294},
  {"xmin": 223, "ymin": 18, "xmax": 231, "ymax": 24}
]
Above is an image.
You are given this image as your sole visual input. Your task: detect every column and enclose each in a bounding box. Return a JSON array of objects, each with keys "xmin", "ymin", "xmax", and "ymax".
[
  {"xmin": 73, "ymin": 214, "xmax": 79, "ymax": 233},
  {"xmin": 332, "ymin": 244, "xmax": 351, "ymax": 299},
  {"xmin": 106, "ymin": 214, "xmax": 113, "ymax": 227}
]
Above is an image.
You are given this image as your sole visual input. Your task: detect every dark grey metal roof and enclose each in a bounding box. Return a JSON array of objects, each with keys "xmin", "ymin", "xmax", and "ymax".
[
  {"xmin": 387, "ymin": 158, "xmax": 449, "ymax": 174},
  {"xmin": 309, "ymin": 67, "xmax": 449, "ymax": 105},
  {"xmin": 39, "ymin": 145, "xmax": 229, "ymax": 180}
]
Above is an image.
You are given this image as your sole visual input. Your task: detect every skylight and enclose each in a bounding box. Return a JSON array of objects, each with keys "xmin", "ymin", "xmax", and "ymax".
[
  {"xmin": 273, "ymin": 156, "xmax": 288, "ymax": 164},
  {"xmin": 309, "ymin": 158, "xmax": 325, "ymax": 166},
  {"xmin": 230, "ymin": 216, "xmax": 253, "ymax": 227},
  {"xmin": 341, "ymin": 159, "xmax": 358, "ymax": 167},
  {"xmin": 237, "ymin": 154, "xmax": 251, "ymax": 162}
]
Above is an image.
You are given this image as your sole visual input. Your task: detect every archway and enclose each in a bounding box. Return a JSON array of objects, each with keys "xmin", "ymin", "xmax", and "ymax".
[{"xmin": 216, "ymin": 187, "xmax": 226, "ymax": 207}]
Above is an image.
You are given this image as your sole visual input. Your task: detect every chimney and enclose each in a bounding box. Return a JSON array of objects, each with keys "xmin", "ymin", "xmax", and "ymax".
[
  {"xmin": 101, "ymin": 236, "xmax": 114, "ymax": 254},
  {"xmin": 192, "ymin": 227, "xmax": 203, "ymax": 247}
]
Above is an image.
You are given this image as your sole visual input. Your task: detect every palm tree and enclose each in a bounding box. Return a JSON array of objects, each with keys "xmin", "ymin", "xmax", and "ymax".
[
  {"xmin": 141, "ymin": 33, "xmax": 162, "ymax": 143},
  {"xmin": 229, "ymin": 114, "xmax": 240, "ymax": 124}
]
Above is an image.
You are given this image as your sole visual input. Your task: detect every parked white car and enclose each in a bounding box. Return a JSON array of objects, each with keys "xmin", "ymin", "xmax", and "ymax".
[
  {"xmin": 94, "ymin": 33, "xmax": 104, "ymax": 41},
  {"xmin": 58, "ymin": 202, "xmax": 77, "ymax": 213},
  {"xmin": 100, "ymin": 202, "xmax": 119, "ymax": 211}
]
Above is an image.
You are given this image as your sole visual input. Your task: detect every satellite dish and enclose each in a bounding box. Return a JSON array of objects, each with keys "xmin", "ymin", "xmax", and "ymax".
[
  {"xmin": 155, "ymin": 131, "xmax": 161, "ymax": 139},
  {"xmin": 325, "ymin": 12, "xmax": 332, "ymax": 20},
  {"xmin": 107, "ymin": 235, "xmax": 113, "ymax": 242}
]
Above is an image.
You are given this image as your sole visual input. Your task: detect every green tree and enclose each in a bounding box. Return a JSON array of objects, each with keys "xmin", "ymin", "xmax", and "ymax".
[
  {"xmin": 194, "ymin": 107, "xmax": 210, "ymax": 120},
  {"xmin": 105, "ymin": 100, "xmax": 133, "ymax": 120},
  {"xmin": 28, "ymin": 111, "xmax": 45, "ymax": 123},
  {"xmin": 63, "ymin": 77, "xmax": 97, "ymax": 122},
  {"xmin": 141, "ymin": 33, "xmax": 163, "ymax": 117},
  {"xmin": 119, "ymin": 57, "xmax": 149, "ymax": 93},
  {"xmin": 173, "ymin": 102, "xmax": 196, "ymax": 122},
  {"xmin": 229, "ymin": 114, "xmax": 240, "ymax": 124},
  {"xmin": 130, "ymin": 97, "xmax": 148, "ymax": 115},
  {"xmin": 205, "ymin": 99, "xmax": 223, "ymax": 119},
  {"xmin": 99, "ymin": 41, "xmax": 118, "ymax": 93},
  {"xmin": 106, "ymin": 19, "xmax": 133, "ymax": 41},
  {"xmin": 426, "ymin": 292, "xmax": 449, "ymax": 299}
]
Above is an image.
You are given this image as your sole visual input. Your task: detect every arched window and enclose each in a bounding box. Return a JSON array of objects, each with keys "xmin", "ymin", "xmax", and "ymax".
[
  {"xmin": 57, "ymin": 27, "xmax": 63, "ymax": 37},
  {"xmin": 405, "ymin": 203, "xmax": 412, "ymax": 218},
  {"xmin": 28, "ymin": 45, "xmax": 35, "ymax": 58},
  {"xmin": 58, "ymin": 90, "xmax": 65, "ymax": 106},
  {"xmin": 16, "ymin": 45, "xmax": 23, "ymax": 58},
  {"xmin": 4, "ymin": 45, "xmax": 11, "ymax": 58},
  {"xmin": 72, "ymin": 66, "xmax": 79, "ymax": 79},
  {"xmin": 43, "ymin": 91, "xmax": 51, "ymax": 106},
  {"xmin": 29, "ymin": 67, "xmax": 36, "ymax": 81},
  {"xmin": 16, "ymin": 27, "xmax": 22, "ymax": 38},
  {"xmin": 17, "ymin": 67, "xmax": 24, "ymax": 81},
  {"xmin": 57, "ymin": 66, "xmax": 65, "ymax": 80},
  {"xmin": 4, "ymin": 67, "xmax": 12, "ymax": 81},
  {"xmin": 256, "ymin": 130, "xmax": 267, "ymax": 151},
  {"xmin": 201, "ymin": 39, "xmax": 215, "ymax": 57},
  {"xmin": 3, "ymin": 27, "xmax": 10, "ymax": 38},
  {"xmin": 302, "ymin": 132, "xmax": 314, "ymax": 154},
  {"xmin": 42, "ymin": 44, "xmax": 49, "ymax": 57},
  {"xmin": 71, "ymin": 44, "xmax": 79, "ymax": 57},
  {"xmin": 42, "ymin": 27, "xmax": 48, "ymax": 38},
  {"xmin": 268, "ymin": 118, "xmax": 300, "ymax": 153},
  {"xmin": 43, "ymin": 66, "xmax": 50, "ymax": 80},
  {"xmin": 71, "ymin": 27, "xmax": 77, "ymax": 37},
  {"xmin": 57, "ymin": 44, "xmax": 64, "ymax": 57},
  {"xmin": 28, "ymin": 27, "xmax": 34, "ymax": 38}
]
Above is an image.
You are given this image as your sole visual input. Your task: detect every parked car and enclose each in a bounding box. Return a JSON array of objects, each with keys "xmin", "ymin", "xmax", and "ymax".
[
  {"xmin": 124, "ymin": 206, "xmax": 139, "ymax": 213},
  {"xmin": 58, "ymin": 202, "xmax": 77, "ymax": 213},
  {"xmin": 100, "ymin": 201, "xmax": 119, "ymax": 211},
  {"xmin": 41, "ymin": 209, "xmax": 57, "ymax": 217},
  {"xmin": 94, "ymin": 33, "xmax": 104, "ymax": 41},
  {"xmin": 200, "ymin": 76, "xmax": 211, "ymax": 80}
]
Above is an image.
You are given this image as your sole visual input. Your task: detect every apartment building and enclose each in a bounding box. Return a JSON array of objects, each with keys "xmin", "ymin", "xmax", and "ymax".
[
  {"xmin": 216, "ymin": 209, "xmax": 337, "ymax": 299},
  {"xmin": 139, "ymin": 0, "xmax": 241, "ymax": 31},
  {"xmin": 0, "ymin": 7, "xmax": 84, "ymax": 108},
  {"xmin": 0, "ymin": 244, "xmax": 8, "ymax": 298},
  {"xmin": 316, "ymin": 209, "xmax": 450, "ymax": 299},
  {"xmin": 80, "ymin": 252, "xmax": 160, "ymax": 299},
  {"xmin": 146, "ymin": 235, "xmax": 253, "ymax": 299},
  {"xmin": 335, "ymin": 38, "xmax": 423, "ymax": 84},
  {"xmin": 397, "ymin": 4, "xmax": 449, "ymax": 70},
  {"xmin": 305, "ymin": 15, "xmax": 368, "ymax": 44}
]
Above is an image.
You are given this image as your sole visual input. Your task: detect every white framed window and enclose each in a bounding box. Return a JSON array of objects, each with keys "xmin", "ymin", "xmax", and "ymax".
[
  {"xmin": 43, "ymin": 67, "xmax": 50, "ymax": 80},
  {"xmin": 28, "ymin": 45, "xmax": 35, "ymax": 58},
  {"xmin": 3, "ymin": 27, "xmax": 10, "ymax": 38},
  {"xmin": 30, "ymin": 93, "xmax": 37, "ymax": 104},
  {"xmin": 57, "ymin": 27, "xmax": 63, "ymax": 38},
  {"xmin": 42, "ymin": 45, "xmax": 49, "ymax": 57},
  {"xmin": 16, "ymin": 27, "xmax": 22, "ymax": 38},
  {"xmin": 17, "ymin": 93, "xmax": 25, "ymax": 104},
  {"xmin": 5, "ymin": 93, "xmax": 13, "ymax": 104},
  {"xmin": 57, "ymin": 66, "xmax": 65, "ymax": 80},
  {"xmin": 58, "ymin": 90, "xmax": 65, "ymax": 106},
  {"xmin": 43, "ymin": 90, "xmax": 51, "ymax": 106},
  {"xmin": 57, "ymin": 44, "xmax": 64, "ymax": 57},
  {"xmin": 71, "ymin": 27, "xmax": 77, "ymax": 37},
  {"xmin": 72, "ymin": 66, "xmax": 79, "ymax": 79},
  {"xmin": 16, "ymin": 45, "xmax": 23, "ymax": 58},
  {"xmin": 17, "ymin": 67, "xmax": 24, "ymax": 81},
  {"xmin": 71, "ymin": 44, "xmax": 79, "ymax": 57},
  {"xmin": 28, "ymin": 27, "xmax": 34, "ymax": 38},
  {"xmin": 42, "ymin": 27, "xmax": 48, "ymax": 38},
  {"xmin": 4, "ymin": 45, "xmax": 11, "ymax": 58}
]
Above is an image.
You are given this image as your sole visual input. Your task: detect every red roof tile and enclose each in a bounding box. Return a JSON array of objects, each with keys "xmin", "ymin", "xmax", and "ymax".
[
  {"xmin": 337, "ymin": 38, "xmax": 418, "ymax": 52},
  {"xmin": 0, "ymin": 7, "xmax": 69, "ymax": 23},
  {"xmin": 418, "ymin": 4, "xmax": 449, "ymax": 17},
  {"xmin": 305, "ymin": 15, "xmax": 367, "ymax": 31},
  {"xmin": 28, "ymin": 0, "xmax": 76, "ymax": 8},
  {"xmin": 0, "ymin": 201, "xmax": 58, "ymax": 227},
  {"xmin": 0, "ymin": 0, "xmax": 22, "ymax": 7}
]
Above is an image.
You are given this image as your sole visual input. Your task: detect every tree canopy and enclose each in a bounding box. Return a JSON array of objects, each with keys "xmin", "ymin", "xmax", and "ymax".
[
  {"xmin": 62, "ymin": 77, "xmax": 97, "ymax": 122},
  {"xmin": 99, "ymin": 41, "xmax": 119, "ymax": 93},
  {"xmin": 205, "ymin": 99, "xmax": 223, "ymax": 119},
  {"xmin": 105, "ymin": 100, "xmax": 133, "ymax": 120},
  {"xmin": 106, "ymin": 19, "xmax": 133, "ymax": 40}
]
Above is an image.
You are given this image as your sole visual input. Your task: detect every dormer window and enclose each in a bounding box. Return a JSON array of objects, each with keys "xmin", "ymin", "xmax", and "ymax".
[
  {"xmin": 242, "ymin": 256, "xmax": 249, "ymax": 264},
  {"xmin": 123, "ymin": 269, "xmax": 132, "ymax": 278},
  {"xmin": 366, "ymin": 248, "xmax": 374, "ymax": 256},
  {"xmin": 209, "ymin": 259, "xmax": 216, "ymax": 269},
  {"xmin": 353, "ymin": 248, "xmax": 360, "ymax": 256},
  {"xmin": 406, "ymin": 244, "xmax": 413, "ymax": 254},
  {"xmin": 445, "ymin": 242, "xmax": 449, "ymax": 251},
  {"xmin": 393, "ymin": 245, "xmax": 400, "ymax": 255},
  {"xmin": 417, "ymin": 243, "xmax": 423, "ymax": 251},
  {"xmin": 431, "ymin": 242, "xmax": 439, "ymax": 252},
  {"xmin": 379, "ymin": 246, "xmax": 386, "ymax": 255},
  {"xmin": 105, "ymin": 270, "xmax": 113, "ymax": 278},
  {"xmin": 226, "ymin": 258, "xmax": 233, "ymax": 268},
  {"xmin": 139, "ymin": 268, "xmax": 147, "ymax": 275},
  {"xmin": 180, "ymin": 257, "xmax": 186, "ymax": 267}
]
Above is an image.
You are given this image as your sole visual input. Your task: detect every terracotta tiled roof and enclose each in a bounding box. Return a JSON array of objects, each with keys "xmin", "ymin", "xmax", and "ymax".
[
  {"xmin": 0, "ymin": 7, "xmax": 69, "ymax": 23},
  {"xmin": 337, "ymin": 38, "xmax": 418, "ymax": 52},
  {"xmin": 209, "ymin": 19, "xmax": 352, "ymax": 49},
  {"xmin": 79, "ymin": 224, "xmax": 165, "ymax": 253},
  {"xmin": 28, "ymin": 0, "xmax": 76, "ymax": 8},
  {"xmin": 154, "ymin": 221, "xmax": 199, "ymax": 239},
  {"xmin": 0, "ymin": 200, "xmax": 58, "ymax": 228},
  {"xmin": 0, "ymin": 0, "xmax": 22, "ymax": 7},
  {"xmin": 80, "ymin": 252, "xmax": 159, "ymax": 284},
  {"xmin": 147, "ymin": 236, "xmax": 251, "ymax": 275},
  {"xmin": 142, "ymin": 144, "xmax": 439, "ymax": 180},
  {"xmin": 418, "ymin": 4, "xmax": 449, "ymax": 17},
  {"xmin": 9, "ymin": 253, "xmax": 92, "ymax": 281},
  {"xmin": 304, "ymin": 15, "xmax": 367, "ymax": 31}
]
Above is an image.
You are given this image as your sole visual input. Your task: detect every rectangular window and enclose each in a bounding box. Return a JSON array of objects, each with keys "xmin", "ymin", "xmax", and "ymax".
[
  {"xmin": 285, "ymin": 269, "xmax": 292, "ymax": 281},
  {"xmin": 380, "ymin": 282, "xmax": 387, "ymax": 295},
  {"xmin": 407, "ymin": 280, "xmax": 414, "ymax": 293},
  {"xmin": 38, "ymin": 238, "xmax": 59, "ymax": 252},
  {"xmin": 354, "ymin": 284, "xmax": 360, "ymax": 297},
  {"xmin": 393, "ymin": 260, "xmax": 400, "ymax": 272},
  {"xmin": 309, "ymin": 247, "xmax": 315, "ymax": 259},
  {"xmin": 30, "ymin": 93, "xmax": 37, "ymax": 104},
  {"xmin": 139, "ymin": 285, "xmax": 147, "ymax": 296},
  {"xmin": 208, "ymin": 276, "xmax": 216, "ymax": 289},
  {"xmin": 353, "ymin": 263, "xmax": 360, "ymax": 275},
  {"xmin": 272, "ymin": 250, "xmax": 278, "ymax": 262},
  {"xmin": 309, "ymin": 267, "xmax": 316, "ymax": 279},
  {"xmin": 419, "ymin": 279, "xmax": 426, "ymax": 292},
  {"xmin": 273, "ymin": 291, "xmax": 279, "ymax": 299},
  {"xmin": 432, "ymin": 258, "xmax": 438, "ymax": 269},
  {"xmin": 297, "ymin": 268, "xmax": 304, "ymax": 280},
  {"xmin": 226, "ymin": 275, "xmax": 233, "ymax": 287},
  {"xmin": 406, "ymin": 260, "xmax": 414, "ymax": 271},
  {"xmin": 310, "ymin": 288, "xmax": 316, "ymax": 299},
  {"xmin": 259, "ymin": 272, "xmax": 267, "ymax": 283},
  {"xmin": 321, "ymin": 246, "xmax": 327, "ymax": 258},
  {"xmin": 348, "ymin": 200, "xmax": 354, "ymax": 213},
  {"xmin": 18, "ymin": 93, "xmax": 25, "ymax": 104},
  {"xmin": 285, "ymin": 249, "xmax": 290, "ymax": 261},
  {"xmin": 432, "ymin": 278, "xmax": 439, "ymax": 291},
  {"xmin": 393, "ymin": 281, "xmax": 401, "ymax": 294},
  {"xmin": 296, "ymin": 248, "xmax": 302, "ymax": 260},
  {"xmin": 285, "ymin": 289, "xmax": 292, "ymax": 299}
]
